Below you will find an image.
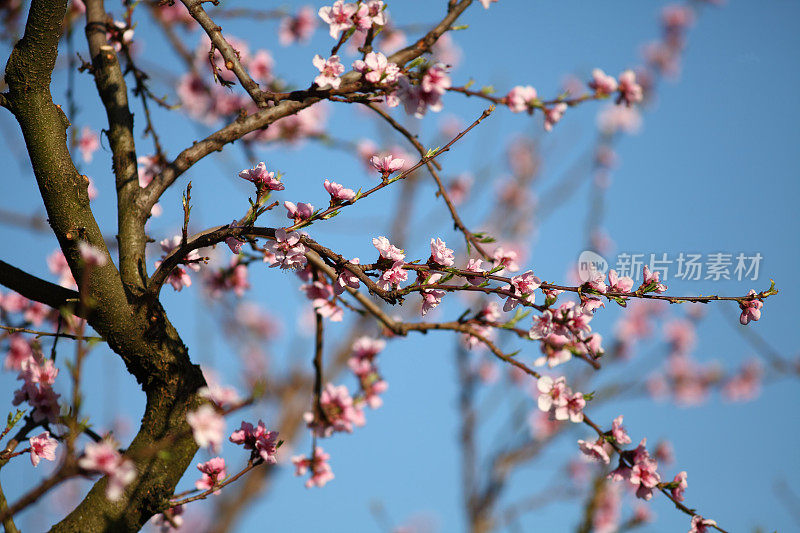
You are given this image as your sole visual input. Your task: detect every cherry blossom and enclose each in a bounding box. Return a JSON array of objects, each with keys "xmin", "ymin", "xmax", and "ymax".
[
  {"xmin": 238, "ymin": 162, "xmax": 284, "ymax": 191},
  {"xmin": 479, "ymin": 0, "xmax": 498, "ymax": 8},
  {"xmin": 305, "ymin": 383, "xmax": 366, "ymax": 437},
  {"xmin": 420, "ymin": 273, "xmax": 446, "ymax": 316},
  {"xmin": 671, "ymin": 471, "xmax": 688, "ymax": 502},
  {"xmin": 504, "ymin": 270, "xmax": 541, "ymax": 312},
  {"xmin": 372, "ymin": 236, "xmax": 405, "ymax": 261},
  {"xmin": 229, "ymin": 420, "xmax": 280, "ymax": 464},
  {"xmin": 617, "ymin": 69, "xmax": 644, "ymax": 106},
  {"xmin": 739, "ymin": 290, "xmax": 763, "ymax": 325},
  {"xmin": 578, "ymin": 438, "xmax": 611, "ymax": 464},
  {"xmin": 312, "ymin": 55, "xmax": 344, "ymax": 89},
  {"xmin": 334, "ymin": 258, "xmax": 361, "ymax": 295},
  {"xmin": 198, "ymin": 383, "xmax": 241, "ymax": 409},
  {"xmin": 491, "ymin": 246, "xmax": 521, "ymax": 273},
  {"xmin": 195, "ymin": 456, "xmax": 227, "ymax": 492},
  {"xmin": 78, "ymin": 438, "xmax": 137, "ymax": 501},
  {"xmin": 689, "ymin": 515, "xmax": 717, "ymax": 533},
  {"xmin": 377, "ymin": 260, "xmax": 408, "ymax": 291},
  {"xmin": 279, "ymin": 6, "xmax": 316, "ymax": 46},
  {"xmin": 323, "ymin": 179, "xmax": 356, "ymax": 202},
  {"xmin": 607, "ymin": 269, "xmax": 634, "ymax": 292},
  {"xmin": 29, "ymin": 431, "xmax": 58, "ymax": 467},
  {"xmin": 554, "ymin": 391, "xmax": 585, "ymax": 423},
  {"xmin": 353, "ymin": 52, "xmax": 401, "ymax": 85},
  {"xmin": 186, "ymin": 404, "xmax": 225, "ymax": 452},
  {"xmin": 318, "ymin": 1, "xmax": 356, "ymax": 39},
  {"xmin": 47, "ymin": 249, "xmax": 76, "ymax": 288},
  {"xmin": 464, "ymin": 258, "xmax": 486, "ymax": 285},
  {"xmin": 284, "ymin": 201, "xmax": 314, "ymax": 222},
  {"xmin": 77, "ymin": 126, "xmax": 99, "ymax": 163},
  {"xmin": 506, "ymin": 85, "xmax": 538, "ymax": 113},
  {"xmin": 536, "ymin": 375, "xmax": 569, "ymax": 412},
  {"xmin": 588, "ymin": 68, "xmax": 618, "ymax": 96},
  {"xmin": 641, "ymin": 265, "xmax": 667, "ymax": 293},
  {"xmin": 611, "ymin": 415, "xmax": 631, "ymax": 444},
  {"xmin": 429, "ymin": 237, "xmax": 455, "ymax": 267},
  {"xmin": 250, "ymin": 50, "xmax": 274, "ymax": 83},
  {"xmin": 543, "ymin": 103, "xmax": 567, "ymax": 131},
  {"xmin": 265, "ymin": 229, "xmax": 307, "ymax": 270},
  {"xmin": 78, "ymin": 241, "xmax": 107, "ymax": 267},
  {"xmin": 370, "ymin": 154, "xmax": 405, "ymax": 176},
  {"xmin": 292, "ymin": 446, "xmax": 334, "ymax": 488},
  {"xmin": 4, "ymin": 334, "xmax": 33, "ymax": 371}
]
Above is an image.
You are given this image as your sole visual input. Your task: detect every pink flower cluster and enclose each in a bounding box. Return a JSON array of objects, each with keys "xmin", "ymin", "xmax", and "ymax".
[
  {"xmin": 292, "ymin": 446, "xmax": 334, "ymax": 488},
  {"xmin": 349, "ymin": 337, "xmax": 388, "ymax": 408},
  {"xmin": 279, "ymin": 6, "xmax": 316, "ymax": 46},
  {"xmin": 608, "ymin": 438, "xmax": 662, "ymax": 501},
  {"xmin": 398, "ymin": 63, "xmax": 452, "ymax": 118},
  {"xmin": 238, "ymin": 162, "xmax": 285, "ymax": 192},
  {"xmin": 529, "ymin": 301, "xmax": 603, "ymax": 366},
  {"xmin": 204, "ymin": 257, "xmax": 250, "ymax": 298},
  {"xmin": 12, "ymin": 353, "xmax": 61, "ymax": 423},
  {"xmin": 28, "ymin": 431, "xmax": 58, "ymax": 467},
  {"xmin": 312, "ymin": 55, "xmax": 345, "ymax": 89},
  {"xmin": 301, "ymin": 280, "xmax": 343, "ymax": 321},
  {"xmin": 155, "ymin": 235, "xmax": 203, "ymax": 291},
  {"xmin": 187, "ymin": 404, "xmax": 226, "ymax": 452},
  {"xmin": 0, "ymin": 291, "xmax": 54, "ymax": 330},
  {"xmin": 77, "ymin": 126, "xmax": 99, "ymax": 163},
  {"xmin": 739, "ymin": 289, "xmax": 763, "ymax": 325},
  {"xmin": 304, "ymin": 383, "xmax": 366, "ymax": 437},
  {"xmin": 195, "ymin": 456, "xmax": 227, "ymax": 492},
  {"xmin": 264, "ymin": 229, "xmax": 307, "ymax": 270},
  {"xmin": 503, "ymin": 270, "xmax": 541, "ymax": 311},
  {"xmin": 229, "ymin": 420, "xmax": 280, "ymax": 464},
  {"xmin": 354, "ymin": 51, "xmax": 401, "ymax": 86},
  {"xmin": 318, "ymin": 1, "xmax": 386, "ymax": 39},
  {"xmin": 78, "ymin": 438, "xmax": 137, "ymax": 501},
  {"xmin": 537, "ymin": 376, "xmax": 585, "ymax": 423}
]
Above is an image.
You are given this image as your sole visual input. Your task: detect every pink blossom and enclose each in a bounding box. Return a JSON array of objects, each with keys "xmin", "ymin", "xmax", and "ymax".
[
  {"xmin": 353, "ymin": 52, "xmax": 401, "ymax": 85},
  {"xmin": 690, "ymin": 515, "xmax": 718, "ymax": 533},
  {"xmin": 554, "ymin": 391, "xmax": 585, "ymax": 423},
  {"xmin": 47, "ymin": 249, "xmax": 76, "ymax": 288},
  {"xmin": 607, "ymin": 269, "xmax": 634, "ymax": 292},
  {"xmin": 429, "ymin": 237, "xmax": 455, "ymax": 266},
  {"xmin": 611, "ymin": 415, "xmax": 631, "ymax": 445},
  {"xmin": 504, "ymin": 271, "xmax": 541, "ymax": 311},
  {"xmin": 198, "ymin": 383, "xmax": 241, "ymax": 409},
  {"xmin": 312, "ymin": 54, "xmax": 344, "ymax": 89},
  {"xmin": 593, "ymin": 484, "xmax": 621, "ymax": 533},
  {"xmin": 491, "ymin": 246, "xmax": 521, "ymax": 273},
  {"xmin": 4, "ymin": 335, "xmax": 33, "ymax": 371},
  {"xmin": 641, "ymin": 265, "xmax": 667, "ymax": 293},
  {"xmin": 318, "ymin": 1, "xmax": 356, "ymax": 39},
  {"xmin": 78, "ymin": 438, "xmax": 136, "ymax": 501},
  {"xmin": 372, "ymin": 236, "xmax": 405, "ymax": 261},
  {"xmin": 464, "ymin": 258, "xmax": 486, "ymax": 285},
  {"xmin": 229, "ymin": 420, "xmax": 280, "ymax": 463},
  {"xmin": 137, "ymin": 154, "xmax": 161, "ymax": 188},
  {"xmin": 662, "ymin": 4, "xmax": 695, "ymax": 32},
  {"xmin": 29, "ymin": 431, "xmax": 58, "ymax": 466},
  {"xmin": 479, "ymin": 0, "xmax": 498, "ymax": 8},
  {"xmin": 279, "ymin": 6, "xmax": 316, "ymax": 46},
  {"xmin": 671, "ymin": 471, "xmax": 688, "ymax": 502},
  {"xmin": 250, "ymin": 50, "xmax": 274, "ymax": 83},
  {"xmin": 78, "ymin": 241, "xmax": 107, "ymax": 267},
  {"xmin": 284, "ymin": 201, "xmax": 314, "ymax": 222},
  {"xmin": 617, "ymin": 69, "xmax": 643, "ymax": 106},
  {"xmin": 543, "ymin": 103, "xmax": 567, "ymax": 131},
  {"xmin": 370, "ymin": 154, "xmax": 405, "ymax": 176},
  {"xmin": 377, "ymin": 260, "xmax": 408, "ymax": 291},
  {"xmin": 265, "ymin": 229, "xmax": 307, "ymax": 270},
  {"xmin": 323, "ymin": 179, "xmax": 356, "ymax": 202},
  {"xmin": 529, "ymin": 310, "xmax": 554, "ymax": 340},
  {"xmin": 186, "ymin": 404, "xmax": 225, "ymax": 452},
  {"xmin": 305, "ymin": 383, "xmax": 366, "ymax": 437},
  {"xmin": 506, "ymin": 85, "xmax": 538, "ymax": 113},
  {"xmin": 195, "ymin": 456, "xmax": 227, "ymax": 492},
  {"xmin": 739, "ymin": 290, "xmax": 763, "ymax": 325},
  {"xmin": 292, "ymin": 446, "xmax": 334, "ymax": 488},
  {"xmin": 536, "ymin": 375, "xmax": 569, "ymax": 412},
  {"xmin": 78, "ymin": 126, "xmax": 100, "ymax": 163},
  {"xmin": 533, "ymin": 333, "xmax": 572, "ymax": 367},
  {"xmin": 238, "ymin": 162, "xmax": 284, "ymax": 191},
  {"xmin": 334, "ymin": 258, "xmax": 361, "ymax": 295},
  {"xmin": 630, "ymin": 458, "xmax": 661, "ymax": 500},
  {"xmin": 578, "ymin": 438, "xmax": 611, "ymax": 464},
  {"xmin": 588, "ymin": 68, "xmax": 618, "ymax": 96},
  {"xmin": 723, "ymin": 359, "xmax": 762, "ymax": 402}
]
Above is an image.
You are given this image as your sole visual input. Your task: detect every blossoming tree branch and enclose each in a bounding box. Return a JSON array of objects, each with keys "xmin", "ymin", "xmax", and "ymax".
[{"xmin": 0, "ymin": 0, "xmax": 785, "ymax": 532}]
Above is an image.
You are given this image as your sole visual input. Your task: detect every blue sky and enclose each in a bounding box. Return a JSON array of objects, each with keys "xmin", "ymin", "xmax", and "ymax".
[{"xmin": 1, "ymin": 0, "xmax": 799, "ymax": 531}]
